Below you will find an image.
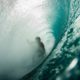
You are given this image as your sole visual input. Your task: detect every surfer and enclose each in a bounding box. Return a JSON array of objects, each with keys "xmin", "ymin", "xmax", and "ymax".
[{"xmin": 36, "ymin": 37, "xmax": 45, "ymax": 55}]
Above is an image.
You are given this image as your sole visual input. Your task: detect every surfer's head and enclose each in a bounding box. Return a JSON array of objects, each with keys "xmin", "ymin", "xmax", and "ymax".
[{"xmin": 36, "ymin": 37, "xmax": 41, "ymax": 42}]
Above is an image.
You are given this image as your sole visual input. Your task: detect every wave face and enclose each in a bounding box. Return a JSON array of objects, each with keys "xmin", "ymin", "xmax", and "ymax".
[
  {"xmin": 0, "ymin": 0, "xmax": 78, "ymax": 80},
  {"xmin": 21, "ymin": 0, "xmax": 80, "ymax": 80},
  {"xmin": 0, "ymin": 0, "xmax": 70, "ymax": 80}
]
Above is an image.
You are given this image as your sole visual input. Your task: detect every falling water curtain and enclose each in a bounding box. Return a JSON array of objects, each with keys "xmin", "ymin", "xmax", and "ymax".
[{"xmin": 21, "ymin": 0, "xmax": 80, "ymax": 80}]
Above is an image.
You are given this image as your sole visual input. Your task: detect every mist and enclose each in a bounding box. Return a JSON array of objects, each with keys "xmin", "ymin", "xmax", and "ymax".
[{"xmin": 0, "ymin": 0, "xmax": 69, "ymax": 80}]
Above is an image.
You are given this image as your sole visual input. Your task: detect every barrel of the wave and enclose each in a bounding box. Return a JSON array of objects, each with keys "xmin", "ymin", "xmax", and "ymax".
[
  {"xmin": 27, "ymin": 0, "xmax": 70, "ymax": 55},
  {"xmin": 0, "ymin": 0, "xmax": 70, "ymax": 80}
]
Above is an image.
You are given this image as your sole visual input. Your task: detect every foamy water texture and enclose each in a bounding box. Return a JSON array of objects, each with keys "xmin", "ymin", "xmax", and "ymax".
[{"xmin": 0, "ymin": 0, "xmax": 69, "ymax": 80}]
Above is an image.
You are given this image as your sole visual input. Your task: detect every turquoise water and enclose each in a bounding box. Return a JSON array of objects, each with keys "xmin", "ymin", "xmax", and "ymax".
[
  {"xmin": 21, "ymin": 0, "xmax": 80, "ymax": 80},
  {"xmin": 0, "ymin": 0, "xmax": 80, "ymax": 80}
]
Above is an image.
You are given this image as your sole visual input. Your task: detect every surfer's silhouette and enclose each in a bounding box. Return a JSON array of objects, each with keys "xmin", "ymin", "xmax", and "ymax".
[
  {"xmin": 35, "ymin": 37, "xmax": 45, "ymax": 56},
  {"xmin": 27, "ymin": 37, "xmax": 46, "ymax": 63}
]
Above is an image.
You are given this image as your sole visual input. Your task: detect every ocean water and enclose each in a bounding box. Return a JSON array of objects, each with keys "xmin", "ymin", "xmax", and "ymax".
[
  {"xmin": 21, "ymin": 0, "xmax": 80, "ymax": 80},
  {"xmin": 0, "ymin": 0, "xmax": 69, "ymax": 79},
  {"xmin": 0, "ymin": 0, "xmax": 80, "ymax": 80}
]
